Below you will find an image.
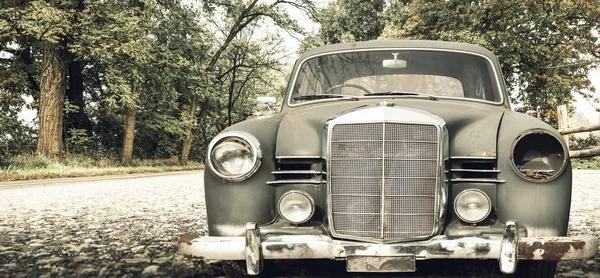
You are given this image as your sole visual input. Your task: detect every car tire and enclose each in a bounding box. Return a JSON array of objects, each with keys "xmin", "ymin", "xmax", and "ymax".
[
  {"xmin": 512, "ymin": 261, "xmax": 557, "ymax": 278},
  {"xmin": 221, "ymin": 261, "xmax": 250, "ymax": 278}
]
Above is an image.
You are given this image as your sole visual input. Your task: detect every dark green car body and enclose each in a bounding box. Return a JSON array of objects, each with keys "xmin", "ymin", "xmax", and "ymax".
[{"xmin": 180, "ymin": 41, "xmax": 596, "ymax": 277}]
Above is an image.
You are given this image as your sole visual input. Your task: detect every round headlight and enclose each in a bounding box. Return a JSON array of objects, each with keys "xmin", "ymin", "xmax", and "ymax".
[
  {"xmin": 278, "ymin": 191, "xmax": 314, "ymax": 224},
  {"xmin": 511, "ymin": 130, "xmax": 567, "ymax": 182},
  {"xmin": 454, "ymin": 189, "xmax": 492, "ymax": 224},
  {"xmin": 207, "ymin": 132, "xmax": 261, "ymax": 182}
]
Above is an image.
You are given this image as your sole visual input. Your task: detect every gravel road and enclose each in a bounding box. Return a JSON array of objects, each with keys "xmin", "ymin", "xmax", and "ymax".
[{"xmin": 0, "ymin": 170, "xmax": 598, "ymax": 277}]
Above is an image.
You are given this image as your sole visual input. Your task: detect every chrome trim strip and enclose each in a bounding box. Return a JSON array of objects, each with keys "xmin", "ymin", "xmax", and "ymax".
[
  {"xmin": 331, "ymin": 158, "xmax": 437, "ymax": 161},
  {"xmin": 450, "ymin": 156, "xmax": 497, "ymax": 160},
  {"xmin": 271, "ymin": 170, "xmax": 324, "ymax": 175},
  {"xmin": 266, "ymin": 180, "xmax": 326, "ymax": 185},
  {"xmin": 450, "ymin": 178, "xmax": 506, "ymax": 183},
  {"xmin": 276, "ymin": 156, "xmax": 324, "ymax": 160},
  {"xmin": 332, "ymin": 194, "xmax": 435, "ymax": 197},
  {"xmin": 380, "ymin": 121, "xmax": 386, "ymax": 239},
  {"xmin": 331, "ymin": 140, "xmax": 438, "ymax": 143},
  {"xmin": 286, "ymin": 48, "xmax": 506, "ymax": 108},
  {"xmin": 334, "ymin": 212, "xmax": 435, "ymax": 216},
  {"xmin": 450, "ymin": 169, "xmax": 501, "ymax": 173}
]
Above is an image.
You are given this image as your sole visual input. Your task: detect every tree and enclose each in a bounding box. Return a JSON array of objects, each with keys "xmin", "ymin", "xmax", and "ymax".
[
  {"xmin": 178, "ymin": 0, "xmax": 315, "ymax": 164},
  {"xmin": 299, "ymin": 0, "xmax": 385, "ymax": 52},
  {"xmin": 219, "ymin": 35, "xmax": 285, "ymax": 126},
  {"xmin": 2, "ymin": 0, "xmax": 78, "ymax": 157},
  {"xmin": 320, "ymin": 0, "xmax": 386, "ymax": 44},
  {"xmin": 1, "ymin": 0, "xmax": 317, "ymax": 165},
  {"xmin": 381, "ymin": 0, "xmax": 600, "ymax": 124}
]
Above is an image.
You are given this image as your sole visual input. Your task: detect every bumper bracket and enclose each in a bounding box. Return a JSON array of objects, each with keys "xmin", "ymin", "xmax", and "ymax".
[
  {"xmin": 245, "ymin": 222, "xmax": 262, "ymax": 275},
  {"xmin": 499, "ymin": 220, "xmax": 519, "ymax": 274}
]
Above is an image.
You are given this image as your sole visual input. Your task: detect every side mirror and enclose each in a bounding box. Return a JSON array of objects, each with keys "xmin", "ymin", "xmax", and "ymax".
[{"xmin": 256, "ymin": 96, "xmax": 276, "ymax": 112}]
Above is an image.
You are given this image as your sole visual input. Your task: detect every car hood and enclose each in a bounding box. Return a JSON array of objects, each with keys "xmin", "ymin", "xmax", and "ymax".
[{"xmin": 275, "ymin": 99, "xmax": 506, "ymax": 158}]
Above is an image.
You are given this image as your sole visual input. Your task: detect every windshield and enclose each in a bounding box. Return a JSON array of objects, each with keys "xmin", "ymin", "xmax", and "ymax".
[{"xmin": 289, "ymin": 50, "xmax": 501, "ymax": 105}]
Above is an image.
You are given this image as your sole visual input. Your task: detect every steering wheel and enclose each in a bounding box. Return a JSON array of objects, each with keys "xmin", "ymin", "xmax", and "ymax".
[{"xmin": 324, "ymin": 83, "xmax": 372, "ymax": 95}]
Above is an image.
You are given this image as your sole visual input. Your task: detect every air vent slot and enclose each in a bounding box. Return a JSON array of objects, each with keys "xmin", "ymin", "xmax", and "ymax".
[
  {"xmin": 267, "ymin": 156, "xmax": 326, "ymax": 185},
  {"xmin": 448, "ymin": 157, "xmax": 504, "ymax": 183}
]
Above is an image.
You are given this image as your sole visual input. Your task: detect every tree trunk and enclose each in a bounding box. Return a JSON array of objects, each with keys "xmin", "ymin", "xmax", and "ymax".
[
  {"xmin": 20, "ymin": 46, "xmax": 41, "ymax": 100},
  {"xmin": 227, "ymin": 69, "xmax": 236, "ymax": 127},
  {"xmin": 37, "ymin": 41, "xmax": 68, "ymax": 157},
  {"xmin": 180, "ymin": 95, "xmax": 198, "ymax": 165},
  {"xmin": 66, "ymin": 59, "xmax": 92, "ymax": 135},
  {"xmin": 122, "ymin": 105, "xmax": 137, "ymax": 165}
]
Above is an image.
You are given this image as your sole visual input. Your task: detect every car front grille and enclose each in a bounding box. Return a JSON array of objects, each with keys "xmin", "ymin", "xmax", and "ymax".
[{"xmin": 329, "ymin": 122, "xmax": 439, "ymax": 241}]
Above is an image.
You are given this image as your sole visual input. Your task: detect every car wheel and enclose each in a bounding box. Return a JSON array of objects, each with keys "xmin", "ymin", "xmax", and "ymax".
[{"xmin": 512, "ymin": 261, "xmax": 557, "ymax": 278}]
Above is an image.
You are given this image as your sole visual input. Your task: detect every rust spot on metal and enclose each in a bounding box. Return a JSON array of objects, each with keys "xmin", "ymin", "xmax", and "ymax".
[
  {"xmin": 178, "ymin": 233, "xmax": 198, "ymax": 245},
  {"xmin": 519, "ymin": 240, "xmax": 586, "ymax": 260},
  {"xmin": 429, "ymin": 243, "xmax": 454, "ymax": 255},
  {"xmin": 474, "ymin": 243, "xmax": 492, "ymax": 255}
]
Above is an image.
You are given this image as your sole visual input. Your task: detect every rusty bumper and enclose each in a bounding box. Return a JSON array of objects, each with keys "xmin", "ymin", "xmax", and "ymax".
[{"xmin": 178, "ymin": 221, "xmax": 597, "ymax": 275}]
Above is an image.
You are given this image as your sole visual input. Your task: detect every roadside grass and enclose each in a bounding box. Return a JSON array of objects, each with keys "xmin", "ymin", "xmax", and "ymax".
[
  {"xmin": 571, "ymin": 157, "xmax": 600, "ymax": 170},
  {"xmin": 4, "ymin": 154, "xmax": 596, "ymax": 182},
  {"xmin": 0, "ymin": 154, "xmax": 204, "ymax": 182}
]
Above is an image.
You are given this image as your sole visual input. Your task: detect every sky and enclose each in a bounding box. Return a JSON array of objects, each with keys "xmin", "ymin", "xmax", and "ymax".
[{"xmin": 575, "ymin": 69, "xmax": 600, "ymax": 124}]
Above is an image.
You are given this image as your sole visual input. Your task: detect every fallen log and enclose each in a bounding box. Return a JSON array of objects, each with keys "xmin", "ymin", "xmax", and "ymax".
[
  {"xmin": 570, "ymin": 147, "xmax": 600, "ymax": 158},
  {"xmin": 559, "ymin": 124, "xmax": 600, "ymax": 135}
]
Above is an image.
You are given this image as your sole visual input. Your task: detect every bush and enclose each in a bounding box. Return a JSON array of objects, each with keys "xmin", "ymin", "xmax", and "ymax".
[
  {"xmin": 571, "ymin": 157, "xmax": 600, "ymax": 170},
  {"xmin": 5, "ymin": 154, "xmax": 54, "ymax": 169},
  {"xmin": 569, "ymin": 133, "xmax": 600, "ymax": 151}
]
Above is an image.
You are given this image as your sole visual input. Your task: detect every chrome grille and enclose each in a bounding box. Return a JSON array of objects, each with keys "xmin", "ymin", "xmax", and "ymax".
[{"xmin": 330, "ymin": 122, "xmax": 439, "ymax": 241}]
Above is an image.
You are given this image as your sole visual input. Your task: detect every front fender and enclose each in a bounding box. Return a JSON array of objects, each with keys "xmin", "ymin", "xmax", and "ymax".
[
  {"xmin": 496, "ymin": 111, "xmax": 572, "ymax": 237},
  {"xmin": 205, "ymin": 113, "xmax": 286, "ymax": 236}
]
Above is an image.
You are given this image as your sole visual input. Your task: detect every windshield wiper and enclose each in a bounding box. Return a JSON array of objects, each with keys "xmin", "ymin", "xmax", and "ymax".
[
  {"xmin": 293, "ymin": 94, "xmax": 359, "ymax": 101},
  {"xmin": 364, "ymin": 91, "xmax": 437, "ymax": 100}
]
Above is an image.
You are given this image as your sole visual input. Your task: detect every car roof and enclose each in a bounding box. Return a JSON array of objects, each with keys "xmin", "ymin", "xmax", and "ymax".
[{"xmin": 298, "ymin": 40, "xmax": 497, "ymax": 60}]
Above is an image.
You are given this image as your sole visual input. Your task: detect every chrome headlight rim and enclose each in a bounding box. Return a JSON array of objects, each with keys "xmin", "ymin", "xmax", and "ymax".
[
  {"xmin": 454, "ymin": 189, "xmax": 492, "ymax": 224},
  {"xmin": 207, "ymin": 131, "xmax": 262, "ymax": 182},
  {"xmin": 509, "ymin": 129, "xmax": 568, "ymax": 183},
  {"xmin": 278, "ymin": 190, "xmax": 315, "ymax": 224}
]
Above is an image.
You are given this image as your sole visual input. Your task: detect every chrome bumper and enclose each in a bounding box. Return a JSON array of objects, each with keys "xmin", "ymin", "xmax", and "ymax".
[{"xmin": 178, "ymin": 221, "xmax": 597, "ymax": 276}]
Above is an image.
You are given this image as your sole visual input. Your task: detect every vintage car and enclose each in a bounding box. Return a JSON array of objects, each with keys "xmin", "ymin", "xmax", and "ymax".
[{"xmin": 178, "ymin": 41, "xmax": 597, "ymax": 277}]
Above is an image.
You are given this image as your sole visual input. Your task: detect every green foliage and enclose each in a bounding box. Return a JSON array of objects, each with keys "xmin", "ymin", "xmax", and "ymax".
[
  {"xmin": 320, "ymin": 0, "xmax": 386, "ymax": 44},
  {"xmin": 1, "ymin": 0, "xmax": 313, "ymax": 166},
  {"xmin": 65, "ymin": 128, "xmax": 92, "ymax": 154},
  {"xmin": 300, "ymin": 0, "xmax": 385, "ymax": 53},
  {"xmin": 0, "ymin": 119, "xmax": 35, "ymax": 167},
  {"xmin": 380, "ymin": 0, "xmax": 600, "ymax": 125}
]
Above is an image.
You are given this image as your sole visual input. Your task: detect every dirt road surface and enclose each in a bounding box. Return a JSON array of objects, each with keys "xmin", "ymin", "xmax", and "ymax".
[{"xmin": 0, "ymin": 170, "xmax": 598, "ymax": 277}]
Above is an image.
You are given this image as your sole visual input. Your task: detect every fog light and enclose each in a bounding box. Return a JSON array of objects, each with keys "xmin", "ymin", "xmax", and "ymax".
[
  {"xmin": 278, "ymin": 190, "xmax": 314, "ymax": 224},
  {"xmin": 454, "ymin": 189, "xmax": 492, "ymax": 224}
]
